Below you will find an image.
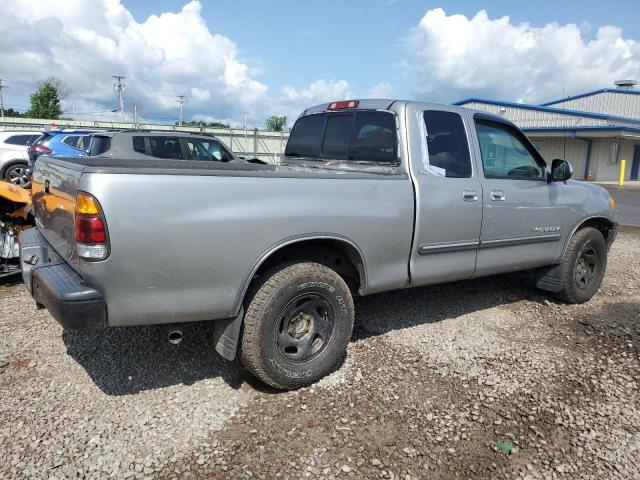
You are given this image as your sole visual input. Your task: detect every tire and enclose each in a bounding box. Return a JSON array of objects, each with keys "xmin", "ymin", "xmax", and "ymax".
[
  {"xmin": 4, "ymin": 163, "xmax": 30, "ymax": 188},
  {"xmin": 554, "ymin": 227, "xmax": 607, "ymax": 304},
  {"xmin": 240, "ymin": 262, "xmax": 354, "ymax": 390}
]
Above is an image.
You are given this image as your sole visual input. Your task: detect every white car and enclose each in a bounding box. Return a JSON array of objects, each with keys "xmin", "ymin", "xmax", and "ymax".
[{"xmin": 0, "ymin": 131, "xmax": 42, "ymax": 187}]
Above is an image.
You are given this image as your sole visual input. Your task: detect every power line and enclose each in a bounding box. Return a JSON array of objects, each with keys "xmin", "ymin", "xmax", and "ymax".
[
  {"xmin": 112, "ymin": 75, "xmax": 125, "ymax": 123},
  {"xmin": 176, "ymin": 95, "xmax": 186, "ymax": 126}
]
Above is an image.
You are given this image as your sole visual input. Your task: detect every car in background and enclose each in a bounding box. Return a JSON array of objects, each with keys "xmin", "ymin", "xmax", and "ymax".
[
  {"xmin": 27, "ymin": 129, "xmax": 98, "ymax": 178},
  {"xmin": 86, "ymin": 130, "xmax": 266, "ymax": 163},
  {"xmin": 0, "ymin": 131, "xmax": 42, "ymax": 187}
]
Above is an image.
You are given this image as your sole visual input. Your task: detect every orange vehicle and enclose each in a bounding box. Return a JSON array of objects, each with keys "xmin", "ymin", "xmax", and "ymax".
[{"xmin": 0, "ymin": 180, "xmax": 34, "ymax": 277}]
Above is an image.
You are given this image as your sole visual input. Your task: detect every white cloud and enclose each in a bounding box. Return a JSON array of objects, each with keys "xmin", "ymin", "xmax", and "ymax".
[
  {"xmin": 280, "ymin": 79, "xmax": 353, "ymax": 105},
  {"xmin": 274, "ymin": 79, "xmax": 354, "ymax": 125},
  {"xmin": 406, "ymin": 8, "xmax": 640, "ymax": 103},
  {"xmin": 0, "ymin": 0, "xmax": 268, "ymax": 123},
  {"xmin": 367, "ymin": 82, "xmax": 394, "ymax": 98}
]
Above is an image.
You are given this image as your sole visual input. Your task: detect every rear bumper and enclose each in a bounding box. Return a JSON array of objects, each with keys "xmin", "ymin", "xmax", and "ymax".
[{"xmin": 19, "ymin": 228, "xmax": 107, "ymax": 330}]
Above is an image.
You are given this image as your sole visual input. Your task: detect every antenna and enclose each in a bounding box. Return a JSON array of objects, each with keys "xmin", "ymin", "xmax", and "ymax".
[
  {"xmin": 176, "ymin": 95, "xmax": 186, "ymax": 126},
  {"xmin": 112, "ymin": 75, "xmax": 126, "ymax": 123}
]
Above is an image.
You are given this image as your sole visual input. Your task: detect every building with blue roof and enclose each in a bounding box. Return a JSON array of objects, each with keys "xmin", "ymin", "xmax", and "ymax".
[{"xmin": 454, "ymin": 80, "xmax": 640, "ymax": 181}]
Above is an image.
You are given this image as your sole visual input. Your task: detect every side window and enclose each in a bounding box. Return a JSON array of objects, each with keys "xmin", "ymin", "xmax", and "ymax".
[
  {"xmin": 349, "ymin": 111, "xmax": 397, "ymax": 163},
  {"xmin": 422, "ymin": 110, "xmax": 472, "ymax": 178},
  {"xmin": 285, "ymin": 114, "xmax": 325, "ymax": 157},
  {"xmin": 88, "ymin": 136, "xmax": 111, "ymax": 156},
  {"xmin": 61, "ymin": 135, "xmax": 82, "ymax": 149},
  {"xmin": 132, "ymin": 136, "xmax": 146, "ymax": 154},
  {"xmin": 475, "ymin": 120, "xmax": 545, "ymax": 180},
  {"xmin": 185, "ymin": 138, "xmax": 231, "ymax": 161},
  {"xmin": 322, "ymin": 113, "xmax": 352, "ymax": 158},
  {"xmin": 148, "ymin": 136, "xmax": 184, "ymax": 159},
  {"xmin": 79, "ymin": 135, "xmax": 91, "ymax": 150},
  {"xmin": 5, "ymin": 134, "xmax": 33, "ymax": 146}
]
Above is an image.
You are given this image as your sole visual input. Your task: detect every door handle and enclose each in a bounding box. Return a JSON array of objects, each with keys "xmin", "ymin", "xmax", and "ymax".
[
  {"xmin": 463, "ymin": 190, "xmax": 478, "ymax": 202},
  {"xmin": 490, "ymin": 190, "xmax": 505, "ymax": 201}
]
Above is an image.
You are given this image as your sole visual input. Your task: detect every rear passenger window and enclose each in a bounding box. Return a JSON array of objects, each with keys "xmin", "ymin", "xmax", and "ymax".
[
  {"xmin": 89, "ymin": 136, "xmax": 111, "ymax": 156},
  {"xmin": 422, "ymin": 111, "xmax": 472, "ymax": 178},
  {"xmin": 61, "ymin": 135, "xmax": 84, "ymax": 150},
  {"xmin": 5, "ymin": 134, "xmax": 34, "ymax": 146},
  {"xmin": 148, "ymin": 137, "xmax": 183, "ymax": 159},
  {"xmin": 132, "ymin": 136, "xmax": 146, "ymax": 154},
  {"xmin": 185, "ymin": 138, "xmax": 232, "ymax": 161}
]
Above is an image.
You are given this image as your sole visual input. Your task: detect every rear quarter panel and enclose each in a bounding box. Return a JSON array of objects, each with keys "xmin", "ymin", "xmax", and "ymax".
[{"xmin": 79, "ymin": 171, "xmax": 414, "ymax": 326}]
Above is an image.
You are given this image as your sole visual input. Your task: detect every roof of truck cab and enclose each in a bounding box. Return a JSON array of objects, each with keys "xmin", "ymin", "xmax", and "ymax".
[{"xmin": 300, "ymin": 99, "xmax": 477, "ymax": 117}]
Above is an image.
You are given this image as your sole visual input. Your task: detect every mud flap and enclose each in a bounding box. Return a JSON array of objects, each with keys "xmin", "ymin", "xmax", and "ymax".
[
  {"xmin": 534, "ymin": 263, "xmax": 564, "ymax": 293},
  {"xmin": 213, "ymin": 307, "xmax": 244, "ymax": 361}
]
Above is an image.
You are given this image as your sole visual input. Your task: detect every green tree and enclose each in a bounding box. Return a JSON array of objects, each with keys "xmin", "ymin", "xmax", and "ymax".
[
  {"xmin": 27, "ymin": 80, "xmax": 63, "ymax": 119},
  {"xmin": 3, "ymin": 108, "xmax": 25, "ymax": 117},
  {"xmin": 265, "ymin": 115, "xmax": 287, "ymax": 132},
  {"xmin": 177, "ymin": 120, "xmax": 230, "ymax": 129}
]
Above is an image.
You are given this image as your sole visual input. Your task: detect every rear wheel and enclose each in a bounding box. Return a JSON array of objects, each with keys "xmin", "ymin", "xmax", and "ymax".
[
  {"xmin": 240, "ymin": 262, "xmax": 354, "ymax": 390},
  {"xmin": 554, "ymin": 227, "xmax": 607, "ymax": 304},
  {"xmin": 4, "ymin": 163, "xmax": 30, "ymax": 188}
]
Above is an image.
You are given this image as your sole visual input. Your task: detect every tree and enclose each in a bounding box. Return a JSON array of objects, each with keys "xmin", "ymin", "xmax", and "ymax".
[
  {"xmin": 40, "ymin": 76, "xmax": 69, "ymax": 100},
  {"xmin": 265, "ymin": 115, "xmax": 287, "ymax": 132},
  {"xmin": 27, "ymin": 80, "xmax": 62, "ymax": 119},
  {"xmin": 177, "ymin": 120, "xmax": 230, "ymax": 129},
  {"xmin": 3, "ymin": 108, "xmax": 25, "ymax": 117}
]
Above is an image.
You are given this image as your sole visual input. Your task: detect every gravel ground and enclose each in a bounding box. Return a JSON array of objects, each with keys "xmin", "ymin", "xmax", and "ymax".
[{"xmin": 1, "ymin": 229, "xmax": 638, "ymax": 479}]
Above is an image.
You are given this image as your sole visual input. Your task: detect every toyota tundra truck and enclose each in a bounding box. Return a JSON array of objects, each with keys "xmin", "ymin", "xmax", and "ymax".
[{"xmin": 19, "ymin": 100, "xmax": 618, "ymax": 390}]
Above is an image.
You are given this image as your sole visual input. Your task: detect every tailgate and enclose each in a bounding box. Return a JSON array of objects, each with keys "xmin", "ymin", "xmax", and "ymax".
[{"xmin": 31, "ymin": 158, "xmax": 84, "ymax": 272}]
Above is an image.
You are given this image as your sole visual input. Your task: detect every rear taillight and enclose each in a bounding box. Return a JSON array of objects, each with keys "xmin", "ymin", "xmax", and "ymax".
[
  {"xmin": 29, "ymin": 144, "xmax": 53, "ymax": 156},
  {"xmin": 75, "ymin": 192, "xmax": 109, "ymax": 260}
]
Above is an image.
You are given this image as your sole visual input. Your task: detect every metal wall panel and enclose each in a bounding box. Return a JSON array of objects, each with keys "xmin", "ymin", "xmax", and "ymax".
[
  {"xmin": 462, "ymin": 102, "xmax": 636, "ymax": 128},
  {"xmin": 547, "ymin": 92, "xmax": 640, "ymax": 119}
]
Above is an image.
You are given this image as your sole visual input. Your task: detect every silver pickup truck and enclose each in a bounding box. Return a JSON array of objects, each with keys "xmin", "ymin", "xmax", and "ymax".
[{"xmin": 20, "ymin": 99, "xmax": 617, "ymax": 389}]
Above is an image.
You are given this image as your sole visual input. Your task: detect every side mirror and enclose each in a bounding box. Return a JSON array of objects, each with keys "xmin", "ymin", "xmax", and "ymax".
[{"xmin": 551, "ymin": 159, "xmax": 573, "ymax": 182}]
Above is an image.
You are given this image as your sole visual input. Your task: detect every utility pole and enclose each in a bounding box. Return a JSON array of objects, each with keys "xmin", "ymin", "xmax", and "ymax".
[
  {"xmin": 0, "ymin": 79, "xmax": 6, "ymax": 118},
  {"xmin": 132, "ymin": 103, "xmax": 139, "ymax": 128},
  {"xmin": 112, "ymin": 75, "xmax": 125, "ymax": 123},
  {"xmin": 176, "ymin": 95, "xmax": 186, "ymax": 126}
]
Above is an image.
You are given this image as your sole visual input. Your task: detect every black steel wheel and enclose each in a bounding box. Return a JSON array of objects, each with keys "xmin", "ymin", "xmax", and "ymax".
[
  {"xmin": 240, "ymin": 261, "xmax": 354, "ymax": 390},
  {"xmin": 574, "ymin": 245, "xmax": 598, "ymax": 290},
  {"xmin": 554, "ymin": 227, "xmax": 607, "ymax": 304},
  {"xmin": 276, "ymin": 293, "xmax": 335, "ymax": 362}
]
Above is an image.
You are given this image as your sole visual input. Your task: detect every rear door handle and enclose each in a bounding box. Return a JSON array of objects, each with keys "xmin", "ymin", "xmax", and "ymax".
[
  {"xmin": 490, "ymin": 190, "xmax": 505, "ymax": 201},
  {"xmin": 463, "ymin": 191, "xmax": 478, "ymax": 202}
]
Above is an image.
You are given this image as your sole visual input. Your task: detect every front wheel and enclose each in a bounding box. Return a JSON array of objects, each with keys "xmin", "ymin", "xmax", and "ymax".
[
  {"xmin": 240, "ymin": 262, "xmax": 354, "ymax": 390},
  {"xmin": 554, "ymin": 227, "xmax": 607, "ymax": 304}
]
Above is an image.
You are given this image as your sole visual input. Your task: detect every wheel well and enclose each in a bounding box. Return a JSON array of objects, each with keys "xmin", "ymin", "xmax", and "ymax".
[
  {"xmin": 576, "ymin": 217, "xmax": 615, "ymax": 241},
  {"xmin": 251, "ymin": 239, "xmax": 366, "ymax": 296},
  {"xmin": 0, "ymin": 160, "xmax": 28, "ymax": 177}
]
